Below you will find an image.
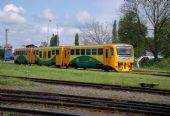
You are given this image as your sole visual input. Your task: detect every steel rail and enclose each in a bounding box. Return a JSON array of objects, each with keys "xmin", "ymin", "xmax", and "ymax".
[
  {"xmin": 0, "ymin": 89, "xmax": 170, "ymax": 115},
  {"xmin": 134, "ymin": 70, "xmax": 170, "ymax": 74},
  {"xmin": 131, "ymin": 72, "xmax": 170, "ymax": 77},
  {"xmin": 0, "ymin": 106, "xmax": 80, "ymax": 116},
  {"xmin": 1, "ymin": 74, "xmax": 170, "ymax": 95}
]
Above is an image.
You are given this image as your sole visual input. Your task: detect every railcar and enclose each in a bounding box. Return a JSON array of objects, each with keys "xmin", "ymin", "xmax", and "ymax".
[
  {"xmin": 14, "ymin": 43, "xmax": 134, "ymax": 72},
  {"xmin": 66, "ymin": 44, "xmax": 134, "ymax": 71},
  {"xmin": 34, "ymin": 46, "xmax": 64, "ymax": 66},
  {"xmin": 14, "ymin": 48, "xmax": 27, "ymax": 64}
]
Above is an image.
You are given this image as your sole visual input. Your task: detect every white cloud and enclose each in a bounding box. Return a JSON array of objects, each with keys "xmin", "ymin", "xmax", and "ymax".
[
  {"xmin": 0, "ymin": 4, "xmax": 26, "ymax": 24},
  {"xmin": 39, "ymin": 8, "xmax": 57, "ymax": 20},
  {"xmin": 3, "ymin": 4, "xmax": 24, "ymax": 14},
  {"xmin": 41, "ymin": 26, "xmax": 63, "ymax": 35},
  {"xmin": 66, "ymin": 27, "xmax": 80, "ymax": 35},
  {"xmin": 76, "ymin": 11, "xmax": 92, "ymax": 24}
]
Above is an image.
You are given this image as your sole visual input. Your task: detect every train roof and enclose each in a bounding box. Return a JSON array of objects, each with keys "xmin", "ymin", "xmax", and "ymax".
[
  {"xmin": 14, "ymin": 43, "xmax": 133, "ymax": 50},
  {"xmin": 66, "ymin": 43, "xmax": 132, "ymax": 48}
]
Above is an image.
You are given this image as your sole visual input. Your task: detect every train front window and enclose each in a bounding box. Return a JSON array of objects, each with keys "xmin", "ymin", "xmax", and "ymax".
[{"xmin": 117, "ymin": 47, "xmax": 132, "ymax": 56}]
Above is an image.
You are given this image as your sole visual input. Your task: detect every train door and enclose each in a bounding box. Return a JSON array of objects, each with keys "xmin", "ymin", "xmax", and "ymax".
[
  {"xmin": 63, "ymin": 47, "xmax": 70, "ymax": 66},
  {"xmin": 27, "ymin": 48, "xmax": 33, "ymax": 64},
  {"xmin": 103, "ymin": 46, "xmax": 111, "ymax": 66},
  {"xmin": 56, "ymin": 47, "xmax": 62, "ymax": 65},
  {"xmin": 43, "ymin": 49, "xmax": 47, "ymax": 61}
]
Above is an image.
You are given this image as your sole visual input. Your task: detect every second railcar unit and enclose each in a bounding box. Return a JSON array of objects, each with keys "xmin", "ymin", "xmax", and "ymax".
[{"xmin": 65, "ymin": 44, "xmax": 134, "ymax": 71}]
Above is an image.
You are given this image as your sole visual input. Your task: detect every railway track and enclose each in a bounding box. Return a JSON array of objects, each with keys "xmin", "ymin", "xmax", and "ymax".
[
  {"xmin": 1, "ymin": 74, "xmax": 170, "ymax": 95},
  {"xmin": 0, "ymin": 106, "xmax": 79, "ymax": 116},
  {"xmin": 131, "ymin": 71, "xmax": 170, "ymax": 77},
  {"xmin": 0, "ymin": 89, "xmax": 170, "ymax": 115}
]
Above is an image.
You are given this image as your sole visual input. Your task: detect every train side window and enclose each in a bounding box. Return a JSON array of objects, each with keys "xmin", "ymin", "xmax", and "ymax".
[
  {"xmin": 36, "ymin": 50, "xmax": 39, "ymax": 55},
  {"xmin": 81, "ymin": 49, "xmax": 85, "ymax": 55},
  {"xmin": 86, "ymin": 49, "xmax": 91, "ymax": 55},
  {"xmin": 110, "ymin": 48, "xmax": 114, "ymax": 55},
  {"xmin": 71, "ymin": 49, "xmax": 74, "ymax": 55},
  {"xmin": 92, "ymin": 49, "xmax": 97, "ymax": 55},
  {"xmin": 52, "ymin": 50, "xmax": 55, "ymax": 55},
  {"xmin": 33, "ymin": 50, "xmax": 35, "ymax": 55},
  {"xmin": 76, "ymin": 49, "xmax": 80, "ymax": 55},
  {"xmin": 56, "ymin": 49, "xmax": 59, "ymax": 55},
  {"xmin": 39, "ymin": 51, "xmax": 42, "ymax": 58},
  {"xmin": 98, "ymin": 48, "xmax": 103, "ymax": 55},
  {"xmin": 48, "ymin": 51, "xmax": 51, "ymax": 58}
]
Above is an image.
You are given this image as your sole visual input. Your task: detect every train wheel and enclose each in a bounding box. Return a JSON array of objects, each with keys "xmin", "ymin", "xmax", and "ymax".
[
  {"xmin": 57, "ymin": 65, "xmax": 61, "ymax": 68},
  {"xmin": 66, "ymin": 65, "xmax": 69, "ymax": 69}
]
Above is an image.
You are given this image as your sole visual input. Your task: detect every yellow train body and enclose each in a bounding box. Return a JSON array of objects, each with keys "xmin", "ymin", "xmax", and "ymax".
[{"xmin": 14, "ymin": 44, "xmax": 134, "ymax": 72}]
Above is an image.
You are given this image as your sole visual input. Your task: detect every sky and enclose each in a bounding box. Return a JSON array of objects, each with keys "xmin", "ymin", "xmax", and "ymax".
[{"xmin": 0, "ymin": 0, "xmax": 124, "ymax": 49}]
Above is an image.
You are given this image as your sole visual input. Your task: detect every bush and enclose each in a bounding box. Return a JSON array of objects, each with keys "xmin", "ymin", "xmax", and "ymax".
[
  {"xmin": 139, "ymin": 57, "xmax": 170, "ymax": 68},
  {"xmin": 156, "ymin": 57, "xmax": 170, "ymax": 68},
  {"xmin": 139, "ymin": 57, "xmax": 155, "ymax": 67}
]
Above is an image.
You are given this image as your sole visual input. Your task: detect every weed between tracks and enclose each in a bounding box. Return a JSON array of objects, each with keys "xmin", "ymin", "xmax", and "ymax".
[{"xmin": 0, "ymin": 63, "xmax": 170, "ymax": 90}]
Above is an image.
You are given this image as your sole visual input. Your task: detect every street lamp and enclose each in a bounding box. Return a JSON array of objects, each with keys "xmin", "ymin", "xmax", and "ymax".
[
  {"xmin": 47, "ymin": 20, "xmax": 52, "ymax": 44},
  {"xmin": 5, "ymin": 29, "xmax": 9, "ymax": 47}
]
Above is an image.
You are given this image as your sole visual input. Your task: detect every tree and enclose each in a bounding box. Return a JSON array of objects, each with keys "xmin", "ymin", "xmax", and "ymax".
[
  {"xmin": 121, "ymin": 0, "xmax": 147, "ymax": 44},
  {"xmin": 57, "ymin": 35, "xmax": 60, "ymax": 46},
  {"xmin": 142, "ymin": 0, "xmax": 170, "ymax": 60},
  {"xmin": 118, "ymin": 11, "xmax": 148, "ymax": 57},
  {"xmin": 50, "ymin": 34, "xmax": 59, "ymax": 46},
  {"xmin": 80, "ymin": 21, "xmax": 112, "ymax": 45},
  {"xmin": 40, "ymin": 42, "xmax": 48, "ymax": 47},
  {"xmin": 124, "ymin": 0, "xmax": 170, "ymax": 60},
  {"xmin": 158, "ymin": 18, "xmax": 170, "ymax": 57},
  {"xmin": 74, "ymin": 33, "xmax": 79, "ymax": 46},
  {"xmin": 112, "ymin": 20, "xmax": 119, "ymax": 43},
  {"xmin": 50, "ymin": 34, "xmax": 55, "ymax": 46},
  {"xmin": 54, "ymin": 34, "xmax": 59, "ymax": 46}
]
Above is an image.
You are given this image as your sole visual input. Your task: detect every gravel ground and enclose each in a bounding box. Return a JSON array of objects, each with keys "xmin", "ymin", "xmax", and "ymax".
[
  {"xmin": 0, "ymin": 103, "xmax": 145, "ymax": 116},
  {"xmin": 35, "ymin": 84, "xmax": 170, "ymax": 104}
]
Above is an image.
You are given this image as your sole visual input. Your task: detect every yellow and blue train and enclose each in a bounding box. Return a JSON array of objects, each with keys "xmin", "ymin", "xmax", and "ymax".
[{"xmin": 14, "ymin": 44, "xmax": 134, "ymax": 72}]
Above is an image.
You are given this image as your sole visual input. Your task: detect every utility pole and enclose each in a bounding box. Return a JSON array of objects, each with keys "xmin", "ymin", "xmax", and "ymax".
[
  {"xmin": 47, "ymin": 20, "xmax": 52, "ymax": 44},
  {"xmin": 5, "ymin": 29, "xmax": 8, "ymax": 46},
  {"xmin": 56, "ymin": 24, "xmax": 59, "ymax": 35}
]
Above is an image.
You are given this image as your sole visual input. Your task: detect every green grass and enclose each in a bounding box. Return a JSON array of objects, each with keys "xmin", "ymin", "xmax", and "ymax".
[
  {"xmin": 135, "ymin": 67, "xmax": 170, "ymax": 73},
  {"xmin": 0, "ymin": 63, "xmax": 170, "ymax": 90}
]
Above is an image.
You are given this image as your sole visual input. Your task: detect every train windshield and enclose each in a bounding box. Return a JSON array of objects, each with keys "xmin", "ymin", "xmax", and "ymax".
[{"xmin": 117, "ymin": 47, "xmax": 132, "ymax": 56}]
